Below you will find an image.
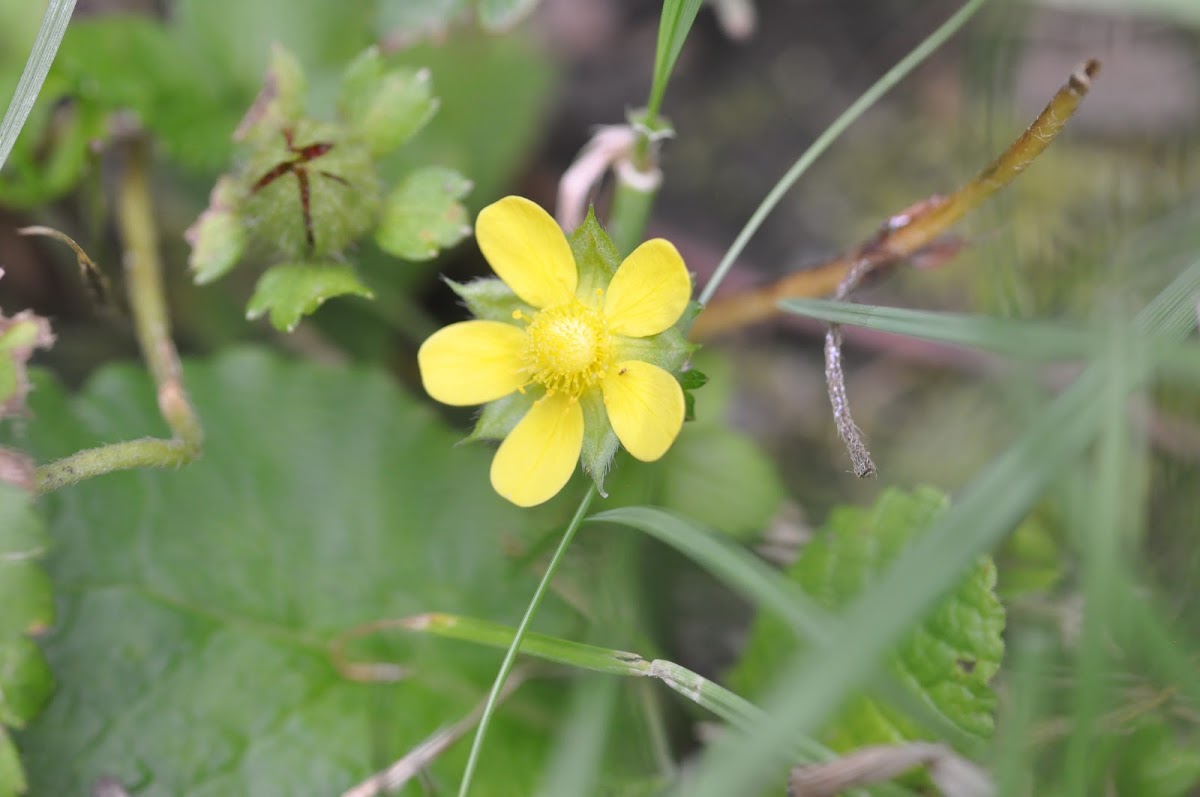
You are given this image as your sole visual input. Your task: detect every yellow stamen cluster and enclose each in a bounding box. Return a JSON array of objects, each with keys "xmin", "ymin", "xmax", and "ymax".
[{"xmin": 521, "ymin": 301, "xmax": 613, "ymax": 398}]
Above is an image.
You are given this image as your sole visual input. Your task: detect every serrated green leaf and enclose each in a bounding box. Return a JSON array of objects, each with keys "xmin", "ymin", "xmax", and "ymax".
[
  {"xmin": 0, "ymin": 483, "xmax": 54, "ymax": 796},
  {"xmin": 340, "ymin": 48, "xmax": 439, "ymax": 157},
  {"xmin": 476, "ymin": 0, "xmax": 541, "ymax": 31},
  {"xmin": 246, "ymin": 262, "xmax": 374, "ymax": 332},
  {"xmin": 727, "ymin": 487, "xmax": 1005, "ymax": 748},
  {"xmin": 16, "ymin": 349, "xmax": 589, "ymax": 795},
  {"xmin": 375, "ymin": 166, "xmax": 472, "ymax": 261}
]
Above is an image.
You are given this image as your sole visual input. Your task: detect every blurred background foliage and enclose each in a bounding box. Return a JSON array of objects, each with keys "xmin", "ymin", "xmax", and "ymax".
[{"xmin": 0, "ymin": 0, "xmax": 1198, "ymax": 794}]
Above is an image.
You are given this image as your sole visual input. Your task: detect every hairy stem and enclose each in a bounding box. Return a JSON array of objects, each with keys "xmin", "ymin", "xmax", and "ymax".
[{"xmin": 36, "ymin": 137, "xmax": 202, "ymax": 492}]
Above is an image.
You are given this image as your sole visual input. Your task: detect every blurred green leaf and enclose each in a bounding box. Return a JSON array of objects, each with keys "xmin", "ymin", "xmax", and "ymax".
[
  {"xmin": 187, "ymin": 178, "xmax": 246, "ymax": 285},
  {"xmin": 996, "ymin": 512, "xmax": 1064, "ymax": 599},
  {"xmin": 0, "ymin": 483, "xmax": 54, "ymax": 796},
  {"xmin": 727, "ymin": 487, "xmax": 1005, "ymax": 748},
  {"xmin": 1114, "ymin": 719, "xmax": 1200, "ymax": 797},
  {"xmin": 0, "ymin": 308, "xmax": 53, "ymax": 418},
  {"xmin": 386, "ymin": 32, "xmax": 554, "ymax": 211},
  {"xmin": 376, "ymin": 0, "xmax": 470, "ymax": 44},
  {"xmin": 476, "ymin": 0, "xmax": 540, "ymax": 31},
  {"xmin": 15, "ymin": 349, "xmax": 583, "ymax": 795},
  {"xmin": 375, "ymin": 165, "xmax": 472, "ymax": 261},
  {"xmin": 340, "ymin": 48, "xmax": 438, "ymax": 157},
  {"xmin": 656, "ymin": 423, "xmax": 783, "ymax": 539},
  {"xmin": 246, "ymin": 262, "xmax": 374, "ymax": 332}
]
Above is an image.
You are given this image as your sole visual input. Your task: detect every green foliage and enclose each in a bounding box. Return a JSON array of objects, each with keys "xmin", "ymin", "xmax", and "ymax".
[
  {"xmin": 246, "ymin": 263, "xmax": 375, "ymax": 332},
  {"xmin": 376, "ymin": 166, "xmax": 473, "ymax": 260},
  {"xmin": 16, "ymin": 349, "xmax": 583, "ymax": 795},
  {"xmin": 377, "ymin": 0, "xmax": 542, "ymax": 38},
  {"xmin": 0, "ymin": 484, "xmax": 54, "ymax": 796},
  {"xmin": 184, "ymin": 40, "xmax": 471, "ymax": 330},
  {"xmin": 727, "ymin": 487, "xmax": 1005, "ymax": 748},
  {"xmin": 340, "ymin": 48, "xmax": 439, "ymax": 157},
  {"xmin": 1112, "ymin": 719, "xmax": 1200, "ymax": 797}
]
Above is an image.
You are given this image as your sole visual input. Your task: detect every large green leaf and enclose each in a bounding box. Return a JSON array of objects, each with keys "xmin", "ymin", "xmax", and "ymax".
[
  {"xmin": 726, "ymin": 487, "xmax": 1005, "ymax": 749},
  {"xmin": 14, "ymin": 349, "xmax": 589, "ymax": 795},
  {"xmin": 0, "ymin": 483, "xmax": 54, "ymax": 797}
]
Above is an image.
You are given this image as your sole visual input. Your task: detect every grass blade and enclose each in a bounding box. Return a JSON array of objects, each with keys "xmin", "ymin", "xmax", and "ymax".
[
  {"xmin": 697, "ymin": 0, "xmax": 988, "ymax": 305},
  {"xmin": 675, "ymin": 257, "xmax": 1200, "ymax": 797},
  {"xmin": 778, "ymin": 298, "xmax": 1200, "ymax": 382},
  {"xmin": 647, "ymin": 0, "xmax": 703, "ymax": 119},
  {"xmin": 0, "ymin": 0, "xmax": 76, "ymax": 172}
]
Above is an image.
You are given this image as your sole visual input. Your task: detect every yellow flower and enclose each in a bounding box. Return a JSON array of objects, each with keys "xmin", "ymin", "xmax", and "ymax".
[{"xmin": 418, "ymin": 196, "xmax": 693, "ymax": 507}]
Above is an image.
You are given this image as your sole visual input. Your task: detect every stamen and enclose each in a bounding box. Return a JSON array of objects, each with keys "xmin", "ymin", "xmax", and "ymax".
[{"xmin": 523, "ymin": 300, "xmax": 614, "ymax": 398}]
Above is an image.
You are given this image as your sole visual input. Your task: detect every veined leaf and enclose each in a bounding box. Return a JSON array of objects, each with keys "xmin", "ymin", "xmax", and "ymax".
[
  {"xmin": 14, "ymin": 349, "xmax": 590, "ymax": 795},
  {"xmin": 725, "ymin": 487, "xmax": 1006, "ymax": 750}
]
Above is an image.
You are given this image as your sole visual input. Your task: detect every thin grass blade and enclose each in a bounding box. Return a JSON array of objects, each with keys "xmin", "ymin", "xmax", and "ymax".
[{"xmin": 0, "ymin": 0, "xmax": 76, "ymax": 172}]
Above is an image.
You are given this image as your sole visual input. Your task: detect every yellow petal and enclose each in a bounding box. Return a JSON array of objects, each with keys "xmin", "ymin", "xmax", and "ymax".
[
  {"xmin": 491, "ymin": 392, "xmax": 584, "ymax": 507},
  {"xmin": 601, "ymin": 361, "xmax": 684, "ymax": 462},
  {"xmin": 603, "ymin": 239, "xmax": 691, "ymax": 337},
  {"xmin": 476, "ymin": 196, "xmax": 577, "ymax": 309},
  {"xmin": 418, "ymin": 320, "xmax": 527, "ymax": 406}
]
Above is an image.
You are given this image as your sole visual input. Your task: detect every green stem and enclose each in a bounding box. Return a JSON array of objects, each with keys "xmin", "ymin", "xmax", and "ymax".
[
  {"xmin": 696, "ymin": 0, "xmax": 989, "ymax": 306},
  {"xmin": 456, "ymin": 486, "xmax": 597, "ymax": 797},
  {"xmin": 608, "ymin": 170, "xmax": 660, "ymax": 258},
  {"xmin": 35, "ymin": 137, "xmax": 203, "ymax": 493}
]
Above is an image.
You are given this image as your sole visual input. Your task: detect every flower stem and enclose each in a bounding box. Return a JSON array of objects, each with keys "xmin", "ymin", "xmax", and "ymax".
[
  {"xmin": 35, "ymin": 137, "xmax": 203, "ymax": 493},
  {"xmin": 608, "ymin": 168, "xmax": 660, "ymax": 257},
  {"xmin": 456, "ymin": 486, "xmax": 597, "ymax": 797},
  {"xmin": 695, "ymin": 0, "xmax": 988, "ymax": 308}
]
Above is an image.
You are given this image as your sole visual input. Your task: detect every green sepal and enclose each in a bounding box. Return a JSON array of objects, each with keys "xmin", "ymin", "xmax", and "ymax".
[
  {"xmin": 468, "ymin": 388, "xmax": 538, "ymax": 443},
  {"xmin": 615, "ymin": 326, "xmax": 694, "ymax": 376},
  {"xmin": 375, "ymin": 166, "xmax": 472, "ymax": 261},
  {"xmin": 339, "ymin": 47, "xmax": 440, "ymax": 157},
  {"xmin": 445, "ymin": 277, "xmax": 534, "ymax": 324},
  {"xmin": 187, "ymin": 176, "xmax": 246, "ymax": 285},
  {"xmin": 569, "ymin": 207, "xmax": 621, "ymax": 300},
  {"xmin": 235, "ymin": 43, "xmax": 308, "ymax": 145},
  {"xmin": 679, "ymin": 368, "xmax": 708, "ymax": 391},
  {"xmin": 239, "ymin": 119, "xmax": 382, "ymax": 259},
  {"xmin": 579, "ymin": 391, "xmax": 619, "ymax": 495},
  {"xmin": 684, "ymin": 392, "xmax": 695, "ymax": 422},
  {"xmin": 246, "ymin": 262, "xmax": 375, "ymax": 332}
]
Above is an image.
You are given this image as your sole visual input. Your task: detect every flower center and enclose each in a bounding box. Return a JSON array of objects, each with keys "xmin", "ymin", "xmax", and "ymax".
[{"xmin": 523, "ymin": 301, "xmax": 612, "ymax": 397}]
